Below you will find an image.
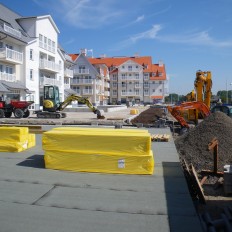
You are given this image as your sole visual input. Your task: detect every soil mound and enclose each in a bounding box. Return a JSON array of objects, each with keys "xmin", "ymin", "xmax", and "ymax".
[
  {"xmin": 175, "ymin": 111, "xmax": 232, "ymax": 173},
  {"xmin": 131, "ymin": 107, "xmax": 165, "ymax": 125}
]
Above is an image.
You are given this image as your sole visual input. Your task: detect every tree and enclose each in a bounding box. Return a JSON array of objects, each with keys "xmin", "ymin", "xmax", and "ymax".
[{"xmin": 165, "ymin": 93, "xmax": 185, "ymax": 104}]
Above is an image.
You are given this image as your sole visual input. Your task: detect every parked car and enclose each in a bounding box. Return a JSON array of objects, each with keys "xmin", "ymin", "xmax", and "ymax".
[{"xmin": 211, "ymin": 105, "xmax": 232, "ymax": 117}]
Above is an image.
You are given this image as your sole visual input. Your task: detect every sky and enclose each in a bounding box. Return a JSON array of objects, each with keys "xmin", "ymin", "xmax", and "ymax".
[{"xmin": 1, "ymin": 0, "xmax": 232, "ymax": 95}]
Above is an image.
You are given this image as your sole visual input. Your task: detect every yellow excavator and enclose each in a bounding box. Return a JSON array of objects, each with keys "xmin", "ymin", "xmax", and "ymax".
[{"xmin": 34, "ymin": 85, "xmax": 105, "ymax": 119}]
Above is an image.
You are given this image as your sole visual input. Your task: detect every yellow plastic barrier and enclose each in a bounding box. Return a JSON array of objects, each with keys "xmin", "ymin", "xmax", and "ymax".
[
  {"xmin": 130, "ymin": 109, "xmax": 138, "ymax": 115},
  {"xmin": 43, "ymin": 128, "xmax": 154, "ymax": 175},
  {"xmin": 0, "ymin": 127, "xmax": 35, "ymax": 152}
]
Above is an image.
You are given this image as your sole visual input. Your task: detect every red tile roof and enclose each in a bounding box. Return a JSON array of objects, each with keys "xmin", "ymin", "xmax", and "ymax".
[{"xmin": 89, "ymin": 56, "xmax": 153, "ymax": 71}]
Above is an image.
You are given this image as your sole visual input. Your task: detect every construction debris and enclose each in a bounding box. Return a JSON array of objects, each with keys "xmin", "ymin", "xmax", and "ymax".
[{"xmin": 151, "ymin": 134, "xmax": 170, "ymax": 142}]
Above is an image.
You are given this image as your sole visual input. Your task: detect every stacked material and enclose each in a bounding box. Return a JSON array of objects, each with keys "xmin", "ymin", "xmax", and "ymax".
[
  {"xmin": 0, "ymin": 127, "xmax": 36, "ymax": 152},
  {"xmin": 43, "ymin": 127, "xmax": 154, "ymax": 175}
]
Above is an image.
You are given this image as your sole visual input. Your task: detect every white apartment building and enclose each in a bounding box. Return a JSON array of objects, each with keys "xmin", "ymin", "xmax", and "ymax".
[
  {"xmin": 0, "ymin": 3, "xmax": 168, "ymax": 110},
  {"xmin": 90, "ymin": 56, "xmax": 168, "ymax": 105},
  {"xmin": 0, "ymin": 4, "xmax": 73, "ymax": 110},
  {"xmin": 70, "ymin": 50, "xmax": 110, "ymax": 106}
]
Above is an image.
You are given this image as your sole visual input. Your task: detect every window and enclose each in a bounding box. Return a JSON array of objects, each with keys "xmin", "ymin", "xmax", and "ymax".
[
  {"xmin": 30, "ymin": 69, "xmax": 33, "ymax": 80},
  {"xmin": 122, "ymin": 66, "xmax": 125, "ymax": 69},
  {"xmin": 113, "ymin": 75, "xmax": 117, "ymax": 81},
  {"xmin": 6, "ymin": 66, "xmax": 13, "ymax": 74},
  {"xmin": 30, "ymin": 49, "xmax": 33, "ymax": 60},
  {"xmin": 159, "ymin": 81, "xmax": 162, "ymax": 84},
  {"xmin": 39, "ymin": 34, "xmax": 43, "ymax": 47},
  {"xmin": 135, "ymin": 73, "xmax": 139, "ymax": 79},
  {"xmin": 0, "ymin": 64, "xmax": 3, "ymax": 72},
  {"xmin": 159, "ymin": 89, "xmax": 162, "ymax": 93},
  {"xmin": 113, "ymin": 82, "xmax": 117, "ymax": 87},
  {"xmin": 158, "ymin": 72, "xmax": 163, "ymax": 77},
  {"xmin": 144, "ymin": 89, "xmax": 149, "ymax": 96},
  {"xmin": 44, "ymin": 36, "xmax": 47, "ymax": 49},
  {"xmin": 48, "ymin": 39, "xmax": 51, "ymax": 51},
  {"xmin": 128, "ymin": 65, "xmax": 132, "ymax": 71},
  {"xmin": 52, "ymin": 41, "xmax": 55, "ymax": 53},
  {"xmin": 113, "ymin": 90, "xmax": 117, "ymax": 96},
  {"xmin": 0, "ymin": 42, "xmax": 3, "ymax": 48}
]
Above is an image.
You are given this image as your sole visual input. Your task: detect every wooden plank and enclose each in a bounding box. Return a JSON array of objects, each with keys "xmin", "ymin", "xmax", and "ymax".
[{"xmin": 189, "ymin": 164, "xmax": 206, "ymax": 204}]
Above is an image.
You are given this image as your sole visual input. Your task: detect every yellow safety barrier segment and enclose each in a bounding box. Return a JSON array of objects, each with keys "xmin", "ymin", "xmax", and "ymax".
[
  {"xmin": 0, "ymin": 127, "xmax": 36, "ymax": 152},
  {"xmin": 43, "ymin": 127, "xmax": 154, "ymax": 175},
  {"xmin": 130, "ymin": 109, "xmax": 139, "ymax": 115}
]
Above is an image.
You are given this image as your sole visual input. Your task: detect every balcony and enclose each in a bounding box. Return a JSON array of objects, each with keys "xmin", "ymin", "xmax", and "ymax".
[
  {"xmin": 71, "ymin": 79, "xmax": 93, "ymax": 85},
  {"xmin": 64, "ymin": 68, "xmax": 74, "ymax": 78},
  {"xmin": 0, "ymin": 48, "xmax": 23, "ymax": 64},
  {"xmin": 82, "ymin": 89, "xmax": 93, "ymax": 95},
  {"xmin": 39, "ymin": 59, "xmax": 60, "ymax": 73},
  {"xmin": 4, "ymin": 24, "xmax": 21, "ymax": 38},
  {"xmin": 121, "ymin": 91, "xmax": 140, "ymax": 96},
  {"xmin": 64, "ymin": 83, "xmax": 70, "ymax": 89},
  {"xmin": 104, "ymin": 91, "xmax": 110, "ymax": 96},
  {"xmin": 104, "ymin": 82, "xmax": 110, "ymax": 88},
  {"xmin": 121, "ymin": 76, "xmax": 140, "ymax": 81},
  {"xmin": 39, "ymin": 77, "xmax": 62, "ymax": 87},
  {"xmin": 73, "ymin": 69, "xmax": 90, "ymax": 75},
  {"xmin": 0, "ymin": 72, "xmax": 16, "ymax": 82}
]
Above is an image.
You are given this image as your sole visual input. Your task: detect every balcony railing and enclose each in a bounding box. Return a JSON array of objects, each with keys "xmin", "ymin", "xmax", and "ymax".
[
  {"xmin": 0, "ymin": 72, "xmax": 16, "ymax": 82},
  {"xmin": 4, "ymin": 24, "xmax": 21, "ymax": 38},
  {"xmin": 39, "ymin": 59, "xmax": 60, "ymax": 73},
  {"xmin": 73, "ymin": 69, "xmax": 90, "ymax": 74},
  {"xmin": 104, "ymin": 82, "xmax": 110, "ymax": 88},
  {"xmin": 82, "ymin": 89, "xmax": 93, "ymax": 95},
  {"xmin": 64, "ymin": 68, "xmax": 74, "ymax": 78},
  {"xmin": 121, "ymin": 76, "xmax": 140, "ymax": 81},
  {"xmin": 71, "ymin": 79, "xmax": 93, "ymax": 85},
  {"xmin": 104, "ymin": 91, "xmax": 110, "ymax": 96},
  {"xmin": 121, "ymin": 91, "xmax": 140, "ymax": 96},
  {"xmin": 64, "ymin": 83, "xmax": 70, "ymax": 89},
  {"xmin": 39, "ymin": 77, "xmax": 62, "ymax": 87},
  {"xmin": 0, "ymin": 48, "xmax": 23, "ymax": 64}
]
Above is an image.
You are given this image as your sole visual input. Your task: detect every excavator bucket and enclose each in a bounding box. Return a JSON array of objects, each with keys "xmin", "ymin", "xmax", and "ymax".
[{"xmin": 96, "ymin": 109, "xmax": 105, "ymax": 119}]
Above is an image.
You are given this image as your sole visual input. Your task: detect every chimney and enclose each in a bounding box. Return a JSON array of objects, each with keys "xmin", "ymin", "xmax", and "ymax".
[
  {"xmin": 80, "ymin": 48, "xmax": 87, "ymax": 56},
  {"xmin": 158, "ymin": 60, "xmax": 163, "ymax": 67}
]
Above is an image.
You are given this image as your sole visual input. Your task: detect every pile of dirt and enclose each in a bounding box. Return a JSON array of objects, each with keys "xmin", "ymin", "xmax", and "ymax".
[
  {"xmin": 131, "ymin": 107, "xmax": 166, "ymax": 125},
  {"xmin": 175, "ymin": 111, "xmax": 232, "ymax": 173}
]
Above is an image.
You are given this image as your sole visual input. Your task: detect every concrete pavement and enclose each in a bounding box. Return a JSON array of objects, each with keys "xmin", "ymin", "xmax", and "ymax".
[{"xmin": 0, "ymin": 125, "xmax": 203, "ymax": 232}]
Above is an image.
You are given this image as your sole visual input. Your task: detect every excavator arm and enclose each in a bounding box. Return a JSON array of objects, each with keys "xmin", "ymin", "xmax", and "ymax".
[
  {"xmin": 58, "ymin": 94, "xmax": 105, "ymax": 119},
  {"xmin": 194, "ymin": 71, "xmax": 212, "ymax": 108},
  {"xmin": 167, "ymin": 101, "xmax": 211, "ymax": 128}
]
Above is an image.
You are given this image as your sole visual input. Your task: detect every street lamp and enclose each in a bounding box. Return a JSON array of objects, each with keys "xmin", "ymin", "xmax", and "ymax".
[{"xmin": 226, "ymin": 80, "xmax": 232, "ymax": 104}]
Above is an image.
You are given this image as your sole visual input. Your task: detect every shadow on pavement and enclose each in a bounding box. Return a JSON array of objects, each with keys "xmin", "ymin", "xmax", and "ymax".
[{"xmin": 17, "ymin": 154, "xmax": 45, "ymax": 169}]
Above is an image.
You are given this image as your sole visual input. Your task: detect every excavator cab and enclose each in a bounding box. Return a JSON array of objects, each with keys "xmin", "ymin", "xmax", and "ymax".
[{"xmin": 43, "ymin": 85, "xmax": 60, "ymax": 112}]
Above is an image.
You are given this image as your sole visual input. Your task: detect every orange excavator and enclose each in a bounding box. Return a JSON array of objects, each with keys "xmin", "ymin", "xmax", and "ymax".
[
  {"xmin": 167, "ymin": 101, "xmax": 211, "ymax": 132},
  {"xmin": 167, "ymin": 70, "xmax": 212, "ymax": 131}
]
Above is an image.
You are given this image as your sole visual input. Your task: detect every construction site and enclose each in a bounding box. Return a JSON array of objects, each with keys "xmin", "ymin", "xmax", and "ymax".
[{"xmin": 1, "ymin": 71, "xmax": 232, "ymax": 232}]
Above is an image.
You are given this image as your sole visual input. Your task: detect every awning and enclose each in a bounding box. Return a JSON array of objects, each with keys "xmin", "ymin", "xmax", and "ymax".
[
  {"xmin": 64, "ymin": 88, "xmax": 77, "ymax": 95},
  {"xmin": 0, "ymin": 80, "xmax": 30, "ymax": 93},
  {"xmin": 0, "ymin": 82, "xmax": 10, "ymax": 92},
  {"xmin": 150, "ymin": 95, "xmax": 163, "ymax": 99}
]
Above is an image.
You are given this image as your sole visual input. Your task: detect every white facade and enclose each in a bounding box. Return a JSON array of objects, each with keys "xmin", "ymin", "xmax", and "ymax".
[
  {"xmin": 70, "ymin": 53, "xmax": 109, "ymax": 106},
  {"xmin": 0, "ymin": 6, "xmax": 73, "ymax": 110}
]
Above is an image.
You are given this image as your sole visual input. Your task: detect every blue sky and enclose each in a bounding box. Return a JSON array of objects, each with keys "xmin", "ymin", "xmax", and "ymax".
[{"xmin": 2, "ymin": 0, "xmax": 232, "ymax": 95}]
